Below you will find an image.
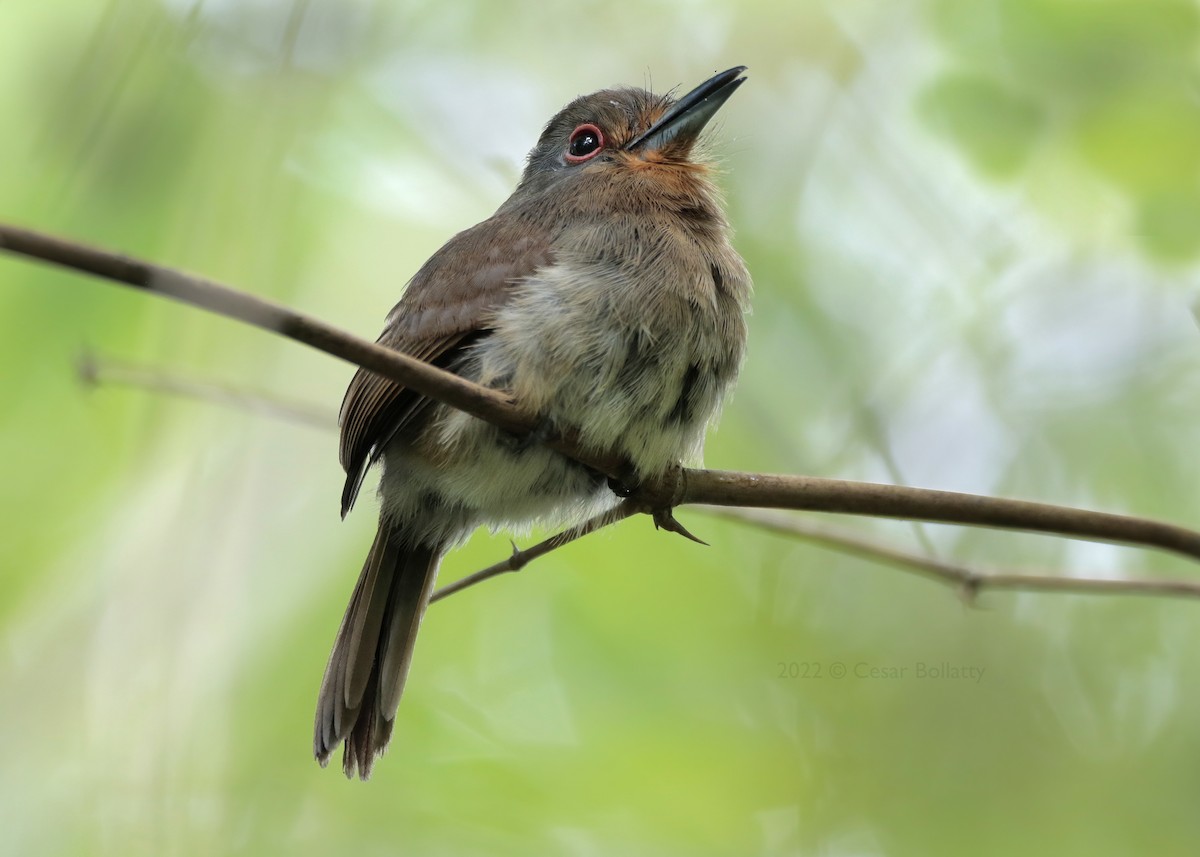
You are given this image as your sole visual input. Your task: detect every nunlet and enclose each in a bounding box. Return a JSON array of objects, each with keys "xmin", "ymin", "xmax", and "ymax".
[{"xmin": 315, "ymin": 67, "xmax": 752, "ymax": 779}]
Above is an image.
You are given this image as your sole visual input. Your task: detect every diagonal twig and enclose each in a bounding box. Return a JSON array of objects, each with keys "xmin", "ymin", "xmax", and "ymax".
[
  {"xmin": 78, "ymin": 350, "xmax": 338, "ymax": 428},
  {"xmin": 62, "ymin": 349, "xmax": 1200, "ymax": 604},
  {"xmin": 681, "ymin": 470, "xmax": 1200, "ymax": 563},
  {"xmin": 705, "ymin": 507, "xmax": 1200, "ymax": 602},
  {"xmin": 431, "ymin": 500, "xmax": 639, "ymax": 603},
  {"xmin": 76, "ymin": 352, "xmax": 635, "ymax": 601}
]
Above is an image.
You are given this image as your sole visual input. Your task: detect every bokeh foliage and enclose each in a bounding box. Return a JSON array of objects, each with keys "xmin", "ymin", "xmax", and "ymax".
[
  {"xmin": 1, "ymin": 1, "xmax": 1199, "ymax": 855},
  {"xmin": 921, "ymin": 0, "xmax": 1200, "ymax": 261}
]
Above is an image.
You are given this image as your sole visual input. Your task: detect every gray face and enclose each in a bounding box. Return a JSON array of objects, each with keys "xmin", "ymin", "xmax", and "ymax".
[{"xmin": 519, "ymin": 88, "xmax": 676, "ymax": 185}]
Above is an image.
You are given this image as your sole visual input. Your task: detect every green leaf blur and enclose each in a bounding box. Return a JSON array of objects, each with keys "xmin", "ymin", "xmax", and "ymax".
[{"xmin": 926, "ymin": 0, "xmax": 1200, "ymax": 262}]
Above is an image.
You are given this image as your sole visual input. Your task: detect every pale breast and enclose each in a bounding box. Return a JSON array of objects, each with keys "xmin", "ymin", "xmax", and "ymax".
[{"xmin": 469, "ymin": 221, "xmax": 749, "ymax": 476}]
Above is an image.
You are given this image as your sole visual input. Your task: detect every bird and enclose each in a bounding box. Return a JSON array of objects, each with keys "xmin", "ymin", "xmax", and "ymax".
[{"xmin": 314, "ymin": 66, "xmax": 752, "ymax": 779}]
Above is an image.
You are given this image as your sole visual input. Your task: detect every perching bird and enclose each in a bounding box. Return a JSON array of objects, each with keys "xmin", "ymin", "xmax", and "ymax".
[{"xmin": 315, "ymin": 66, "xmax": 751, "ymax": 778}]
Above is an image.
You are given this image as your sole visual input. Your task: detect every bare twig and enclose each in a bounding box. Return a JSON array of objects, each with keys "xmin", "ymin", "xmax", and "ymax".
[
  {"xmin": 77, "ymin": 358, "xmax": 1200, "ymax": 605},
  {"xmin": 705, "ymin": 507, "xmax": 1200, "ymax": 602},
  {"xmin": 78, "ymin": 350, "xmax": 338, "ymax": 429},
  {"xmin": 431, "ymin": 500, "xmax": 638, "ymax": 603},
  {"xmin": 0, "ymin": 224, "xmax": 559, "ymax": 454},
  {"xmin": 5, "ymin": 221, "xmax": 1200, "ymax": 568},
  {"xmin": 681, "ymin": 470, "xmax": 1200, "ymax": 563},
  {"xmin": 74, "ymin": 348, "xmax": 637, "ymax": 602}
]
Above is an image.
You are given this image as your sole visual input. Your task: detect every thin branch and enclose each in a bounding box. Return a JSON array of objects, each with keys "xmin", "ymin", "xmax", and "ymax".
[
  {"xmin": 705, "ymin": 507, "xmax": 1200, "ymax": 601},
  {"xmin": 5, "ymin": 222, "xmax": 1200, "ymax": 567},
  {"xmin": 73, "ymin": 348, "xmax": 636, "ymax": 603},
  {"xmin": 78, "ymin": 350, "xmax": 338, "ymax": 429},
  {"xmin": 679, "ymin": 469, "xmax": 1200, "ymax": 563},
  {"xmin": 431, "ymin": 500, "xmax": 638, "ymax": 603},
  {"xmin": 55, "ymin": 345, "xmax": 1200, "ymax": 605},
  {"xmin": 0, "ymin": 224, "xmax": 569, "ymax": 456},
  {"xmin": 63, "ymin": 350, "xmax": 1200, "ymax": 604},
  {"xmin": 855, "ymin": 401, "xmax": 939, "ymax": 559}
]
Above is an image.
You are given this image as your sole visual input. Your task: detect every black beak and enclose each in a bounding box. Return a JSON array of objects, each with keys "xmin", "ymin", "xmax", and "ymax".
[{"xmin": 625, "ymin": 66, "xmax": 747, "ymax": 153}]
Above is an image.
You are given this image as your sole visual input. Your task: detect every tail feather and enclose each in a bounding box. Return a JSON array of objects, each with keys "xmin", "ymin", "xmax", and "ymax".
[{"xmin": 314, "ymin": 521, "xmax": 441, "ymax": 779}]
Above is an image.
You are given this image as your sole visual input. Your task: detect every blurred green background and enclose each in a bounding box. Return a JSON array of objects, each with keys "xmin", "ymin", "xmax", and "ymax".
[{"xmin": 2, "ymin": 1, "xmax": 1200, "ymax": 854}]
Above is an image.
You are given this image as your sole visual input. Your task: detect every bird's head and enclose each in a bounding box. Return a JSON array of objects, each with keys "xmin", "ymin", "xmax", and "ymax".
[{"xmin": 514, "ymin": 66, "xmax": 746, "ymax": 200}]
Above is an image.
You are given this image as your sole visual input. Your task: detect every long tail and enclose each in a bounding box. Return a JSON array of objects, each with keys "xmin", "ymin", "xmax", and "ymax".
[{"xmin": 314, "ymin": 520, "xmax": 442, "ymax": 779}]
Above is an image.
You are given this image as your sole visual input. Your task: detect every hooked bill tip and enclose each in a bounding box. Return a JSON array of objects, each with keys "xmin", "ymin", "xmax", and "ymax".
[{"xmin": 625, "ymin": 66, "xmax": 748, "ymax": 153}]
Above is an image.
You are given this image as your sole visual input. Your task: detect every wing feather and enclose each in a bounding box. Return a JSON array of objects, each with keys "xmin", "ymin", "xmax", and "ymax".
[{"xmin": 337, "ymin": 215, "xmax": 554, "ymax": 516}]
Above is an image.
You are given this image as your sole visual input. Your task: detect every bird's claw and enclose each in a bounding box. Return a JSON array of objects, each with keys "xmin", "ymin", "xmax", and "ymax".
[{"xmin": 652, "ymin": 508, "xmax": 708, "ymax": 546}]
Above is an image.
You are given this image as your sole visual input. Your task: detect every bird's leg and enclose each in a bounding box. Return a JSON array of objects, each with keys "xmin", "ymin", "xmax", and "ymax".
[
  {"xmin": 520, "ymin": 429, "xmax": 706, "ymax": 545},
  {"xmin": 605, "ymin": 458, "xmax": 640, "ymax": 498}
]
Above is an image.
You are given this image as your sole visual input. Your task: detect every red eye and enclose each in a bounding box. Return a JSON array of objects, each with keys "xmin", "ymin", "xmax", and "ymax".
[{"xmin": 565, "ymin": 124, "xmax": 604, "ymax": 163}]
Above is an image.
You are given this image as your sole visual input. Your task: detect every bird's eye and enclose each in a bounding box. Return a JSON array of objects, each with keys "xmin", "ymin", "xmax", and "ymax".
[{"xmin": 565, "ymin": 124, "xmax": 604, "ymax": 163}]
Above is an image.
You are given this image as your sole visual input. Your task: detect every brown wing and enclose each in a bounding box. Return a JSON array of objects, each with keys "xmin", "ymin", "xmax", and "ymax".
[{"xmin": 338, "ymin": 214, "xmax": 554, "ymax": 517}]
